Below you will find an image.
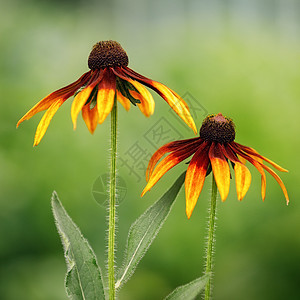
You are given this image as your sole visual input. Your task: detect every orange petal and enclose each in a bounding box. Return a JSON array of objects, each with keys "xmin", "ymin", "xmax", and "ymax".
[
  {"xmin": 238, "ymin": 155, "xmax": 247, "ymax": 165},
  {"xmin": 234, "ymin": 163, "xmax": 251, "ymax": 201},
  {"xmin": 221, "ymin": 144, "xmax": 251, "ymax": 201},
  {"xmin": 17, "ymin": 71, "xmax": 91, "ymax": 127},
  {"xmin": 71, "ymin": 70, "xmax": 102, "ymax": 129},
  {"xmin": 33, "ymin": 99, "xmax": 64, "ymax": 146},
  {"xmin": 116, "ymin": 90, "xmax": 131, "ymax": 111},
  {"xmin": 235, "ymin": 143, "xmax": 288, "ymax": 172},
  {"xmin": 249, "ymin": 158, "xmax": 266, "ymax": 201},
  {"xmin": 82, "ymin": 104, "xmax": 98, "ymax": 134},
  {"xmin": 185, "ymin": 143, "xmax": 209, "ymax": 218},
  {"xmin": 229, "ymin": 144, "xmax": 266, "ymax": 201},
  {"xmin": 112, "ymin": 68, "xmax": 155, "ymax": 116},
  {"xmin": 209, "ymin": 143, "xmax": 230, "ymax": 201},
  {"xmin": 146, "ymin": 137, "xmax": 202, "ymax": 181},
  {"xmin": 141, "ymin": 146, "xmax": 197, "ymax": 197},
  {"xmin": 146, "ymin": 81, "xmax": 197, "ymax": 133},
  {"xmin": 128, "ymin": 80, "xmax": 155, "ymax": 117},
  {"xmin": 122, "ymin": 67, "xmax": 197, "ymax": 134},
  {"xmin": 97, "ymin": 68, "xmax": 116, "ymax": 124},
  {"xmin": 260, "ymin": 163, "xmax": 289, "ymax": 204}
]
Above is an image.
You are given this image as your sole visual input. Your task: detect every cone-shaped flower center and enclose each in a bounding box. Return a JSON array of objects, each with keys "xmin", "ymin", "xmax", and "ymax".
[
  {"xmin": 88, "ymin": 40, "xmax": 129, "ymax": 70},
  {"xmin": 200, "ymin": 113, "xmax": 235, "ymax": 143}
]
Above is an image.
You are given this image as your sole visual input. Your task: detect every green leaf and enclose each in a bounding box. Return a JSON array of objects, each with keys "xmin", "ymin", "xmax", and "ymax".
[
  {"xmin": 51, "ymin": 191, "xmax": 105, "ymax": 300},
  {"xmin": 164, "ymin": 274, "xmax": 210, "ymax": 300},
  {"xmin": 116, "ymin": 172, "xmax": 186, "ymax": 289}
]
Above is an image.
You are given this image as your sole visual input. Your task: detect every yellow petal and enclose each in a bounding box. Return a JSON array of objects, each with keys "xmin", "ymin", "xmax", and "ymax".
[
  {"xmin": 260, "ymin": 163, "xmax": 289, "ymax": 205},
  {"xmin": 33, "ymin": 99, "xmax": 64, "ymax": 146},
  {"xmin": 234, "ymin": 163, "xmax": 252, "ymax": 200},
  {"xmin": 116, "ymin": 90, "xmax": 130, "ymax": 111},
  {"xmin": 127, "ymin": 79, "xmax": 155, "ymax": 116},
  {"xmin": 230, "ymin": 144, "xmax": 267, "ymax": 201},
  {"xmin": 82, "ymin": 104, "xmax": 98, "ymax": 134},
  {"xmin": 150, "ymin": 81, "xmax": 197, "ymax": 134},
  {"xmin": 221, "ymin": 144, "xmax": 251, "ymax": 201},
  {"xmin": 238, "ymin": 155, "xmax": 247, "ymax": 165},
  {"xmin": 121, "ymin": 67, "xmax": 197, "ymax": 134},
  {"xmin": 185, "ymin": 143, "xmax": 209, "ymax": 218},
  {"xmin": 17, "ymin": 98, "xmax": 56, "ymax": 128},
  {"xmin": 97, "ymin": 69, "xmax": 116, "ymax": 124},
  {"xmin": 141, "ymin": 146, "xmax": 196, "ymax": 197},
  {"xmin": 71, "ymin": 71, "xmax": 102, "ymax": 129},
  {"xmin": 145, "ymin": 137, "xmax": 202, "ymax": 181},
  {"xmin": 236, "ymin": 143, "xmax": 288, "ymax": 172},
  {"xmin": 141, "ymin": 155, "xmax": 181, "ymax": 197},
  {"xmin": 209, "ymin": 143, "xmax": 230, "ymax": 201},
  {"xmin": 17, "ymin": 71, "xmax": 91, "ymax": 127}
]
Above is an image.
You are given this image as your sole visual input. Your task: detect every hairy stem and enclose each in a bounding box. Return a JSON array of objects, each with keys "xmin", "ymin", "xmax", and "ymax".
[
  {"xmin": 204, "ymin": 175, "xmax": 218, "ymax": 300},
  {"xmin": 108, "ymin": 100, "xmax": 117, "ymax": 299}
]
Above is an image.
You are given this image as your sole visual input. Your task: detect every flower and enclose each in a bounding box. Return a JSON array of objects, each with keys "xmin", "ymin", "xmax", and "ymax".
[
  {"xmin": 17, "ymin": 40, "xmax": 196, "ymax": 146},
  {"xmin": 142, "ymin": 113, "xmax": 289, "ymax": 219}
]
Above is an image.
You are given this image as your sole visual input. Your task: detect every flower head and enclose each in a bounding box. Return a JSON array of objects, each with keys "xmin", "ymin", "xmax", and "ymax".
[
  {"xmin": 17, "ymin": 40, "xmax": 196, "ymax": 146},
  {"xmin": 142, "ymin": 113, "xmax": 289, "ymax": 219}
]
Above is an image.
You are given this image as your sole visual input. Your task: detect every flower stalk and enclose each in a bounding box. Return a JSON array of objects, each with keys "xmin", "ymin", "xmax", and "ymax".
[
  {"xmin": 108, "ymin": 99, "xmax": 117, "ymax": 299},
  {"xmin": 204, "ymin": 175, "xmax": 218, "ymax": 300}
]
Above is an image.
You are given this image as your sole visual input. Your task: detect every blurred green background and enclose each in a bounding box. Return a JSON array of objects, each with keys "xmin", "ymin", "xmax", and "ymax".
[{"xmin": 1, "ymin": 0, "xmax": 299, "ymax": 299}]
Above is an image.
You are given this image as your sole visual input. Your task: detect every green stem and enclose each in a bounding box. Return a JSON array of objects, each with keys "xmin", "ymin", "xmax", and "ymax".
[
  {"xmin": 204, "ymin": 175, "xmax": 218, "ymax": 300},
  {"xmin": 108, "ymin": 100, "xmax": 117, "ymax": 300}
]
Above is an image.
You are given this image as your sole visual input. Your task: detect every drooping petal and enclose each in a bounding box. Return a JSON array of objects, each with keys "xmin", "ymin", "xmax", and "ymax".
[
  {"xmin": 235, "ymin": 143, "xmax": 288, "ymax": 172},
  {"xmin": 229, "ymin": 143, "xmax": 266, "ymax": 201},
  {"xmin": 122, "ymin": 67, "xmax": 197, "ymax": 134},
  {"xmin": 145, "ymin": 137, "xmax": 202, "ymax": 181},
  {"xmin": 71, "ymin": 70, "xmax": 102, "ymax": 129},
  {"xmin": 33, "ymin": 99, "xmax": 64, "ymax": 146},
  {"xmin": 221, "ymin": 144, "xmax": 251, "ymax": 201},
  {"xmin": 238, "ymin": 155, "xmax": 247, "ymax": 165},
  {"xmin": 112, "ymin": 68, "xmax": 155, "ymax": 117},
  {"xmin": 185, "ymin": 142, "xmax": 209, "ymax": 218},
  {"xmin": 259, "ymin": 163, "xmax": 289, "ymax": 204},
  {"xmin": 97, "ymin": 68, "xmax": 116, "ymax": 124},
  {"xmin": 82, "ymin": 104, "xmax": 98, "ymax": 134},
  {"xmin": 128, "ymin": 80, "xmax": 155, "ymax": 116},
  {"xmin": 116, "ymin": 90, "xmax": 131, "ymax": 111},
  {"xmin": 209, "ymin": 143, "xmax": 230, "ymax": 201},
  {"xmin": 234, "ymin": 162, "xmax": 251, "ymax": 201},
  {"xmin": 17, "ymin": 71, "xmax": 91, "ymax": 127},
  {"xmin": 141, "ymin": 145, "xmax": 197, "ymax": 197},
  {"xmin": 129, "ymin": 91, "xmax": 153, "ymax": 117}
]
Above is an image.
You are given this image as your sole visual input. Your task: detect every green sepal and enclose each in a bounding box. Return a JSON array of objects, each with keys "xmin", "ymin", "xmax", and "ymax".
[{"xmin": 116, "ymin": 77, "xmax": 141, "ymax": 106}]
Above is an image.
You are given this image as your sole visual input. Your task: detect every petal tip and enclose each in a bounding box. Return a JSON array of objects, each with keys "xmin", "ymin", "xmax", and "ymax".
[
  {"xmin": 186, "ymin": 210, "xmax": 192, "ymax": 219},
  {"xmin": 192, "ymin": 125, "xmax": 197, "ymax": 135}
]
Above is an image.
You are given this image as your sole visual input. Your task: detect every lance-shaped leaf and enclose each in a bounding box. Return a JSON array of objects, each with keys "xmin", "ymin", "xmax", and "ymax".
[
  {"xmin": 51, "ymin": 191, "xmax": 105, "ymax": 300},
  {"xmin": 164, "ymin": 274, "xmax": 210, "ymax": 300},
  {"xmin": 116, "ymin": 172, "xmax": 186, "ymax": 289}
]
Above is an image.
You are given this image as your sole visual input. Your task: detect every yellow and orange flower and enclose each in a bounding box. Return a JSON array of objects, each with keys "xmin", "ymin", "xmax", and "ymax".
[
  {"xmin": 142, "ymin": 113, "xmax": 289, "ymax": 219},
  {"xmin": 17, "ymin": 41, "xmax": 196, "ymax": 146}
]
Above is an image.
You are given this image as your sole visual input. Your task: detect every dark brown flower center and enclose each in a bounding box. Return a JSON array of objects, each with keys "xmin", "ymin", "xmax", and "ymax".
[
  {"xmin": 200, "ymin": 113, "xmax": 235, "ymax": 143},
  {"xmin": 88, "ymin": 41, "xmax": 129, "ymax": 70}
]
